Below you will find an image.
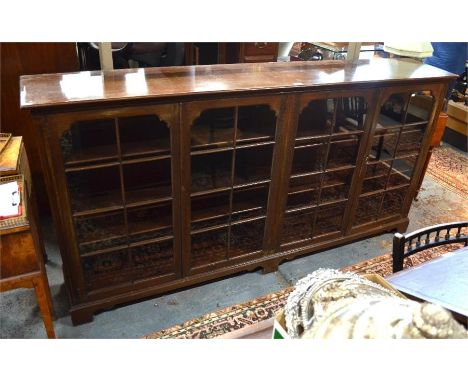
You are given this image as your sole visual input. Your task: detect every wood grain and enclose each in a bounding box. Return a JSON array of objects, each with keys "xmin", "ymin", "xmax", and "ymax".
[{"xmin": 20, "ymin": 59, "xmax": 456, "ymax": 110}]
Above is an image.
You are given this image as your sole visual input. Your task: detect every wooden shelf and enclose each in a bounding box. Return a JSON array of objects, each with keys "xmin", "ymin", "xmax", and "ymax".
[
  {"xmin": 125, "ymin": 185, "xmax": 172, "ymax": 206},
  {"xmin": 121, "ymin": 140, "xmax": 170, "ymax": 158},
  {"xmin": 360, "ymin": 183, "xmax": 409, "ymax": 198},
  {"xmin": 376, "ymin": 114, "xmax": 403, "ymax": 129},
  {"xmin": 64, "ymin": 145, "xmax": 118, "ymax": 167},
  {"xmin": 192, "ymin": 206, "xmax": 230, "ymax": 224},
  {"xmin": 190, "ymin": 139, "xmax": 275, "ymax": 156},
  {"xmin": 129, "ymin": 216, "xmax": 172, "ymax": 236},
  {"xmin": 65, "ymin": 161, "xmax": 120, "ymax": 173},
  {"xmin": 70, "ymin": 190, "xmax": 123, "ymax": 215},
  {"xmin": 191, "ymin": 125, "xmax": 234, "ymax": 150}
]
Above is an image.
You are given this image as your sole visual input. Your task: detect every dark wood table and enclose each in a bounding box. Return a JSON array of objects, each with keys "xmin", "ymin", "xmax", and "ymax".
[{"xmin": 387, "ymin": 246, "xmax": 468, "ymax": 325}]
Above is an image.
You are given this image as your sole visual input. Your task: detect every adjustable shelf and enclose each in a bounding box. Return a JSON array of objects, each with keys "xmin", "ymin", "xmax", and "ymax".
[
  {"xmin": 64, "ymin": 145, "xmax": 118, "ymax": 167},
  {"xmin": 121, "ymin": 141, "xmax": 170, "ymax": 159}
]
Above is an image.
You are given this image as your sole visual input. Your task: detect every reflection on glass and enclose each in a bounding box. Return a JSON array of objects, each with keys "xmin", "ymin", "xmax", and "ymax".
[
  {"xmin": 124, "ymin": 69, "xmax": 148, "ymax": 95},
  {"xmin": 60, "ymin": 72, "xmax": 104, "ymax": 99}
]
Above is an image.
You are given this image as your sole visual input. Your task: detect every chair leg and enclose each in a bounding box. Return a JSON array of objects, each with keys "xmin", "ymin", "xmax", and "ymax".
[
  {"xmin": 33, "ymin": 277, "xmax": 56, "ymax": 339},
  {"xmin": 392, "ymin": 255, "xmax": 404, "ymax": 273},
  {"xmin": 392, "ymin": 233, "xmax": 406, "ymax": 273}
]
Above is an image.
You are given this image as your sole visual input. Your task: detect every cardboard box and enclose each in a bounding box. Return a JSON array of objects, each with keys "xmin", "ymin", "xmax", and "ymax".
[
  {"xmin": 272, "ymin": 273, "xmax": 406, "ymax": 339},
  {"xmin": 446, "ymin": 100, "xmax": 468, "ymax": 136}
]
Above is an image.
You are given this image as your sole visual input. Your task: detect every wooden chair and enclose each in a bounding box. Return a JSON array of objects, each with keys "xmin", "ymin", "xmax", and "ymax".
[{"xmin": 392, "ymin": 221, "xmax": 468, "ymax": 273}]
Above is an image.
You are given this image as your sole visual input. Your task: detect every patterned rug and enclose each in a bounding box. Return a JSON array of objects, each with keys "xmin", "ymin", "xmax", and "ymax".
[
  {"xmin": 427, "ymin": 144, "xmax": 468, "ymax": 197},
  {"xmin": 144, "ymin": 244, "xmax": 463, "ymax": 339},
  {"xmin": 145, "ymin": 145, "xmax": 467, "ymax": 339}
]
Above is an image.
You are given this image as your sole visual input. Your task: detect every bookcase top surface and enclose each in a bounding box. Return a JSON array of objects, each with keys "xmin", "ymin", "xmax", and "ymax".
[{"xmin": 20, "ymin": 58, "xmax": 456, "ymax": 110}]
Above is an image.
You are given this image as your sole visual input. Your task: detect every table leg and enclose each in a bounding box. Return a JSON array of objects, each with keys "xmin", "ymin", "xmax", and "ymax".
[{"xmin": 33, "ymin": 276, "xmax": 56, "ymax": 339}]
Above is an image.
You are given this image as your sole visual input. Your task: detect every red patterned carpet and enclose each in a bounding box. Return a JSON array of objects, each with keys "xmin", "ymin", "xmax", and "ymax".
[
  {"xmin": 426, "ymin": 144, "xmax": 468, "ymax": 197},
  {"xmin": 144, "ymin": 244, "xmax": 462, "ymax": 339},
  {"xmin": 145, "ymin": 145, "xmax": 467, "ymax": 339}
]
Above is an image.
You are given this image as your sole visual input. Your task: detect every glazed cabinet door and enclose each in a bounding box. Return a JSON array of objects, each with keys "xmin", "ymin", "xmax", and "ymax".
[
  {"xmin": 181, "ymin": 96, "xmax": 283, "ymax": 275},
  {"xmin": 277, "ymin": 90, "xmax": 376, "ymax": 251},
  {"xmin": 42, "ymin": 104, "xmax": 182, "ymax": 299},
  {"xmin": 351, "ymin": 85, "xmax": 442, "ymax": 230}
]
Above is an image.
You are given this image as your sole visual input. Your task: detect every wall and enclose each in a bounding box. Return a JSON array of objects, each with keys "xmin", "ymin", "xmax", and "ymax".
[{"xmin": 1, "ymin": 42, "xmax": 79, "ymax": 213}]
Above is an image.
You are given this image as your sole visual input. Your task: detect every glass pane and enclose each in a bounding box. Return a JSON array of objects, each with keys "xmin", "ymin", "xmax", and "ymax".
[
  {"xmin": 291, "ymin": 143, "xmax": 327, "ymax": 175},
  {"xmin": 123, "ymin": 158, "xmax": 172, "ymax": 204},
  {"xmin": 333, "ymin": 96, "xmax": 367, "ymax": 135},
  {"xmin": 119, "ymin": 115, "xmax": 170, "ymax": 157},
  {"xmin": 191, "ymin": 191, "xmax": 230, "ymax": 230},
  {"xmin": 362, "ymin": 162, "xmax": 391, "ymax": 194},
  {"xmin": 289, "ymin": 173, "xmax": 321, "ymax": 193},
  {"xmin": 354, "ymin": 194, "xmax": 383, "ymax": 226},
  {"xmin": 191, "ymin": 108, "xmax": 235, "ymax": 150},
  {"xmin": 82, "ymin": 250, "xmax": 131, "ymax": 290},
  {"xmin": 365, "ymin": 161, "xmax": 391, "ymax": 177},
  {"xmin": 287, "ymin": 173, "xmax": 321, "ymax": 209},
  {"xmin": 406, "ymin": 93, "xmax": 434, "ymax": 123},
  {"xmin": 229, "ymin": 218, "xmax": 265, "ymax": 258},
  {"xmin": 130, "ymin": 240, "xmax": 174, "ymax": 280},
  {"xmin": 67, "ymin": 166, "xmax": 122, "ymax": 213},
  {"xmin": 369, "ymin": 129, "xmax": 399, "ymax": 161},
  {"xmin": 75, "ymin": 212, "xmax": 126, "ymax": 254},
  {"xmin": 192, "ymin": 151, "xmax": 232, "ymax": 192},
  {"xmin": 281, "ymin": 209, "xmax": 315, "ymax": 244},
  {"xmin": 388, "ymin": 157, "xmax": 417, "ymax": 187},
  {"xmin": 237, "ymin": 105, "xmax": 276, "ymax": 143},
  {"xmin": 396, "ymin": 126, "xmax": 425, "ymax": 157},
  {"xmin": 381, "ymin": 187, "xmax": 409, "ymax": 218},
  {"xmin": 327, "ymin": 137, "xmax": 359, "ymax": 168},
  {"xmin": 313, "ymin": 202, "xmax": 345, "ymax": 236},
  {"xmin": 320, "ymin": 169, "xmax": 352, "ymax": 203},
  {"xmin": 127, "ymin": 203, "xmax": 172, "ymax": 243},
  {"xmin": 297, "ymin": 99, "xmax": 333, "ymax": 138},
  {"xmin": 234, "ymin": 145, "xmax": 273, "ymax": 185},
  {"xmin": 231, "ymin": 185, "xmax": 269, "ymax": 222},
  {"xmin": 286, "ymin": 190, "xmax": 319, "ymax": 210},
  {"xmin": 191, "ymin": 228, "xmax": 228, "ymax": 268},
  {"xmin": 61, "ymin": 119, "xmax": 117, "ymax": 164},
  {"xmin": 378, "ymin": 93, "xmax": 409, "ymax": 127}
]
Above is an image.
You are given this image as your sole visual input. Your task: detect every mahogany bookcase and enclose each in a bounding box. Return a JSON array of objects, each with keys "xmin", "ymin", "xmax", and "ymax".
[{"xmin": 20, "ymin": 59, "xmax": 456, "ymax": 324}]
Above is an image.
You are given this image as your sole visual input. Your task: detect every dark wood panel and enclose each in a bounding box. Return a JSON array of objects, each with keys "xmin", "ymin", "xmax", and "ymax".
[
  {"xmin": 20, "ymin": 59, "xmax": 456, "ymax": 110},
  {"xmin": 1, "ymin": 43, "xmax": 79, "ymax": 212}
]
